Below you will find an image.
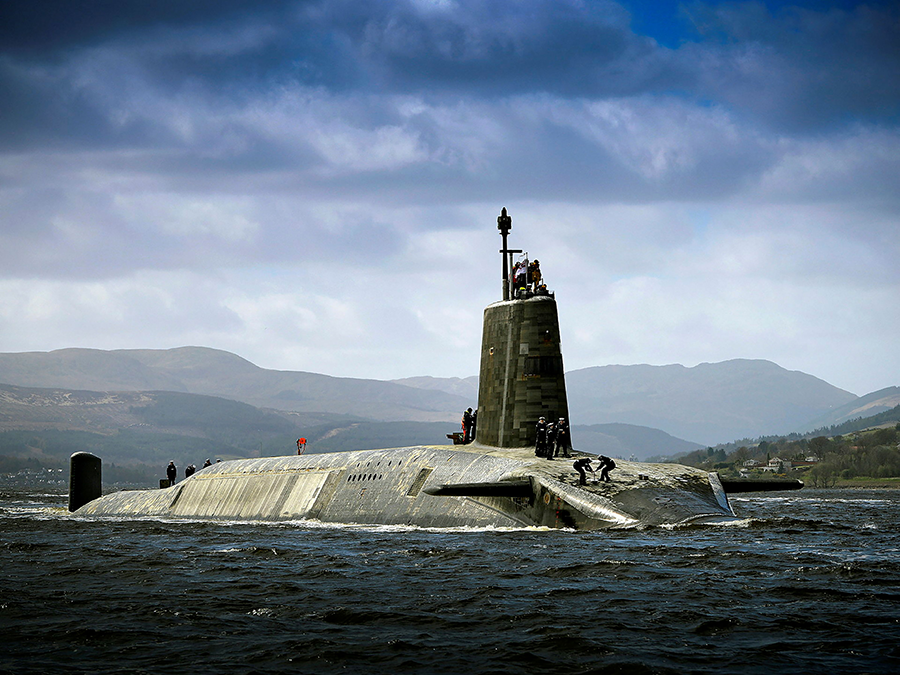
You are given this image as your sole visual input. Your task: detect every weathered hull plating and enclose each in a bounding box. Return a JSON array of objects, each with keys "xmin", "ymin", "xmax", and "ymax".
[{"xmin": 74, "ymin": 445, "xmax": 736, "ymax": 529}]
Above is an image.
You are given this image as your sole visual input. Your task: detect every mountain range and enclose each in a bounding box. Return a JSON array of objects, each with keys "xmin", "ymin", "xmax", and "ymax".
[
  {"xmin": 564, "ymin": 361, "xmax": 860, "ymax": 445},
  {"xmin": 0, "ymin": 393, "xmax": 709, "ymax": 490},
  {"xmin": 0, "ymin": 347, "xmax": 469, "ymax": 422},
  {"xmin": 0, "ymin": 347, "xmax": 895, "ymax": 459}
]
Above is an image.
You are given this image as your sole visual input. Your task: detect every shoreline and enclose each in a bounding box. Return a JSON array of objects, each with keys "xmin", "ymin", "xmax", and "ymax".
[{"xmin": 832, "ymin": 477, "xmax": 900, "ymax": 489}]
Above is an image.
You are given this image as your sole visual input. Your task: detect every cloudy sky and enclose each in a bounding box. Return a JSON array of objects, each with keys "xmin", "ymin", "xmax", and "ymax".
[{"xmin": 1, "ymin": 0, "xmax": 898, "ymax": 396}]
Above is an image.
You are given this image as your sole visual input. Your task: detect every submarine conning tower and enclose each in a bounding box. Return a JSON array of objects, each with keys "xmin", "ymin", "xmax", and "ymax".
[{"xmin": 475, "ymin": 208, "xmax": 570, "ymax": 448}]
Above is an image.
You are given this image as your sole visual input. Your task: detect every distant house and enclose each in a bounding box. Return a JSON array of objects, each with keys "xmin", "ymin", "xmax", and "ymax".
[
  {"xmin": 743, "ymin": 459, "xmax": 761, "ymax": 468},
  {"xmin": 767, "ymin": 457, "xmax": 791, "ymax": 472}
]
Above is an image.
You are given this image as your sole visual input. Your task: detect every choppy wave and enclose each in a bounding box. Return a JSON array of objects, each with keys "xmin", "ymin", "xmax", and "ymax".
[{"xmin": 2, "ymin": 486, "xmax": 899, "ymax": 674}]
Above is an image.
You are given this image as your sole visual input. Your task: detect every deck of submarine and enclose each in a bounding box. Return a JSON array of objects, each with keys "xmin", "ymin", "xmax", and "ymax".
[
  {"xmin": 462, "ymin": 443, "xmax": 716, "ymax": 498},
  {"xmin": 73, "ymin": 442, "xmax": 729, "ymax": 527}
]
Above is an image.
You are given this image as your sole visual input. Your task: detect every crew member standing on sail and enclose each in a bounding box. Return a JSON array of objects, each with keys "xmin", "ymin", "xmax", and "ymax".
[
  {"xmin": 529, "ymin": 259, "xmax": 541, "ymax": 293},
  {"xmin": 514, "ymin": 259, "xmax": 528, "ymax": 296}
]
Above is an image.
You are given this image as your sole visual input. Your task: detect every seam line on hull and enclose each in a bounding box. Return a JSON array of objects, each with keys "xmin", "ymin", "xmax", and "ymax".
[{"xmin": 499, "ymin": 318, "xmax": 513, "ymax": 447}]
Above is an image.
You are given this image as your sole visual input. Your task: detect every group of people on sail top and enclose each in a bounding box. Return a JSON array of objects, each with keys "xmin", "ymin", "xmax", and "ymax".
[{"xmin": 511, "ymin": 257, "xmax": 547, "ymax": 298}]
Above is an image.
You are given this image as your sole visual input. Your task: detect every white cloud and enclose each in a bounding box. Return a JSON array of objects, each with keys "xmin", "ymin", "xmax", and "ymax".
[
  {"xmin": 114, "ymin": 194, "xmax": 260, "ymax": 243},
  {"xmin": 755, "ymin": 126, "xmax": 900, "ymax": 203}
]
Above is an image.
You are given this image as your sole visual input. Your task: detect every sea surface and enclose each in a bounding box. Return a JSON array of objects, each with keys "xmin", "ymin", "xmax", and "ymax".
[{"xmin": 1, "ymin": 480, "xmax": 898, "ymax": 675}]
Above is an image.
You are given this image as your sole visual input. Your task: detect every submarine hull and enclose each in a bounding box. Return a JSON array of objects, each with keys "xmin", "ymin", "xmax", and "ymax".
[{"xmin": 74, "ymin": 445, "xmax": 737, "ymax": 529}]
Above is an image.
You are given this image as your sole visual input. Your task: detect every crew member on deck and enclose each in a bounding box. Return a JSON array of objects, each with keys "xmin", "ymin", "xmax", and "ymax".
[
  {"xmin": 166, "ymin": 461, "xmax": 177, "ymax": 485},
  {"xmin": 597, "ymin": 455, "xmax": 616, "ymax": 483},
  {"xmin": 462, "ymin": 408, "xmax": 474, "ymax": 443},
  {"xmin": 545, "ymin": 422, "xmax": 557, "ymax": 460},
  {"xmin": 555, "ymin": 418, "xmax": 571, "ymax": 458},
  {"xmin": 573, "ymin": 457, "xmax": 595, "ymax": 486},
  {"xmin": 535, "ymin": 417, "xmax": 548, "ymax": 457}
]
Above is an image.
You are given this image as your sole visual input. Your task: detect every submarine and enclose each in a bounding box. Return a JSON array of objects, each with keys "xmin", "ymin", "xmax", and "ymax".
[{"xmin": 70, "ymin": 208, "xmax": 800, "ymax": 529}]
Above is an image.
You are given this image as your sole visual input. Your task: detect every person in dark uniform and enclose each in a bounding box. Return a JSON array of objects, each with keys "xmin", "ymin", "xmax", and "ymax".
[
  {"xmin": 535, "ymin": 417, "xmax": 548, "ymax": 457},
  {"xmin": 597, "ymin": 455, "xmax": 616, "ymax": 482},
  {"xmin": 166, "ymin": 461, "xmax": 177, "ymax": 485},
  {"xmin": 462, "ymin": 408, "xmax": 474, "ymax": 443},
  {"xmin": 471, "ymin": 409, "xmax": 477, "ymax": 440},
  {"xmin": 545, "ymin": 422, "xmax": 557, "ymax": 460},
  {"xmin": 573, "ymin": 457, "xmax": 595, "ymax": 485},
  {"xmin": 203, "ymin": 458, "xmax": 212, "ymax": 468},
  {"xmin": 185, "ymin": 464, "xmax": 196, "ymax": 478},
  {"xmin": 555, "ymin": 417, "xmax": 571, "ymax": 457}
]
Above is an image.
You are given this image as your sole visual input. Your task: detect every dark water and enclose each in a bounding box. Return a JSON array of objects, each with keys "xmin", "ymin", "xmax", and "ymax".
[{"xmin": 2, "ymin": 485, "xmax": 899, "ymax": 675}]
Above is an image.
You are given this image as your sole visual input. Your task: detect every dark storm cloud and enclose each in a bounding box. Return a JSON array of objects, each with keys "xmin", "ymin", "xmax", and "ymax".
[
  {"xmin": 0, "ymin": 0, "xmax": 662, "ymax": 95},
  {"xmin": 680, "ymin": 2, "xmax": 900, "ymax": 130},
  {"xmin": 0, "ymin": 1, "xmax": 292, "ymax": 55},
  {"xmin": 1, "ymin": 0, "xmax": 898, "ymax": 211},
  {"xmin": 3, "ymin": 1, "xmax": 898, "ymax": 152},
  {"xmin": 344, "ymin": 0, "xmax": 675, "ymax": 97}
]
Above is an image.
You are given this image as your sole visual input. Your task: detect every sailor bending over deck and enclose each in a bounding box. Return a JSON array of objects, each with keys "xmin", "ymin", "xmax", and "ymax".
[
  {"xmin": 573, "ymin": 457, "xmax": 595, "ymax": 485},
  {"xmin": 597, "ymin": 456, "xmax": 616, "ymax": 483}
]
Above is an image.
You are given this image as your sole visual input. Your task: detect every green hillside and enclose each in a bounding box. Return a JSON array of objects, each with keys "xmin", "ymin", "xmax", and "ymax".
[{"xmin": 675, "ymin": 410, "xmax": 900, "ymax": 487}]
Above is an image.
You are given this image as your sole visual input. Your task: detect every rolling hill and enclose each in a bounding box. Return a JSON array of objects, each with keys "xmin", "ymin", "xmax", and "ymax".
[
  {"xmin": 797, "ymin": 387, "xmax": 900, "ymax": 432},
  {"xmin": 0, "ymin": 381, "xmax": 698, "ymax": 473},
  {"xmin": 0, "ymin": 347, "xmax": 470, "ymax": 423},
  {"xmin": 0, "ymin": 347, "xmax": 887, "ymax": 450}
]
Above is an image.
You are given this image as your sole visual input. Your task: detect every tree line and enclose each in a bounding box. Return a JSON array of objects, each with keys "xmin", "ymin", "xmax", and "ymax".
[{"xmin": 677, "ymin": 424, "xmax": 900, "ymax": 487}]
